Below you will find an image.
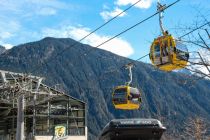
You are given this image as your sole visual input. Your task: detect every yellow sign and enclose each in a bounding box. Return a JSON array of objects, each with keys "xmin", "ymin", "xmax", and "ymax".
[{"xmin": 55, "ymin": 125, "xmax": 66, "ymax": 137}]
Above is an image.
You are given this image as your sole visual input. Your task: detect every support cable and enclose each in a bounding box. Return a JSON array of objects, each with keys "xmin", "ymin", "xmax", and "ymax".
[
  {"xmin": 178, "ymin": 22, "xmax": 210, "ymax": 39},
  {"xmin": 84, "ymin": 0, "xmax": 180, "ymax": 55},
  {"xmin": 29, "ymin": 0, "xmax": 143, "ymax": 74},
  {"xmin": 97, "ymin": 21, "xmax": 210, "ymax": 82},
  {"xmin": 14, "ymin": 0, "xmax": 210, "ymax": 90}
]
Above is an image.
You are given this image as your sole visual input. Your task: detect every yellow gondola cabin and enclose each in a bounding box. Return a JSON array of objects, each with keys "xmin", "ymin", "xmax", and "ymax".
[
  {"xmin": 149, "ymin": 34, "xmax": 189, "ymax": 71},
  {"xmin": 112, "ymin": 85, "xmax": 142, "ymax": 110},
  {"xmin": 149, "ymin": 2, "xmax": 189, "ymax": 71}
]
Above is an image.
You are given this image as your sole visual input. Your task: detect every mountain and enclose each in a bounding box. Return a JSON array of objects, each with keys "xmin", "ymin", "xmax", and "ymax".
[
  {"xmin": 0, "ymin": 45, "xmax": 6, "ymax": 55},
  {"xmin": 0, "ymin": 37, "xmax": 210, "ymax": 139}
]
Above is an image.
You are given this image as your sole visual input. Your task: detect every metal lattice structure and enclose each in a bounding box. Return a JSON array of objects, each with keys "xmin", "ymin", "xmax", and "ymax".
[{"xmin": 0, "ymin": 70, "xmax": 87, "ymax": 140}]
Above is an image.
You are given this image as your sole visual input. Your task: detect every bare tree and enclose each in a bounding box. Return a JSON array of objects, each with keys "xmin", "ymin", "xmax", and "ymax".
[
  {"xmin": 183, "ymin": 117, "xmax": 209, "ymax": 140},
  {"xmin": 172, "ymin": 7, "xmax": 210, "ymax": 86}
]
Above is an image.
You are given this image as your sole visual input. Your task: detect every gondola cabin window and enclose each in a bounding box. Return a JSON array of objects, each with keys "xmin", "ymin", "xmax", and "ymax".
[
  {"xmin": 175, "ymin": 41, "xmax": 189, "ymax": 61},
  {"xmin": 113, "ymin": 88, "xmax": 127, "ymax": 105},
  {"xmin": 129, "ymin": 88, "xmax": 141, "ymax": 104},
  {"xmin": 161, "ymin": 40, "xmax": 170, "ymax": 64},
  {"xmin": 154, "ymin": 43, "xmax": 161, "ymax": 65}
]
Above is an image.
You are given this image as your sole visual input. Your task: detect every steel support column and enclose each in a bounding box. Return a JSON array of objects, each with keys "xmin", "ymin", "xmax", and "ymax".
[{"xmin": 16, "ymin": 95, "xmax": 25, "ymax": 140}]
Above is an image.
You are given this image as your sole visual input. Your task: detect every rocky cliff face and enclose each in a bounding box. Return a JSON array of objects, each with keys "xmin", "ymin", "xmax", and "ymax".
[{"xmin": 0, "ymin": 37, "xmax": 210, "ymax": 139}]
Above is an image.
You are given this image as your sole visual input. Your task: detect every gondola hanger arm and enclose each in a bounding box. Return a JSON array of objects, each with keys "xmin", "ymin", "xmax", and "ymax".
[
  {"xmin": 125, "ymin": 63, "xmax": 134, "ymax": 86},
  {"xmin": 157, "ymin": 0, "xmax": 167, "ymax": 36}
]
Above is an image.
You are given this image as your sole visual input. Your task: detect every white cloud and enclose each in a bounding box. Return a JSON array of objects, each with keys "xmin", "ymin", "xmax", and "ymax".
[
  {"xmin": 0, "ymin": 0, "xmax": 69, "ymax": 44},
  {"xmin": 102, "ymin": 4, "xmax": 110, "ymax": 10},
  {"xmin": 0, "ymin": 0, "xmax": 22, "ymax": 13},
  {"xmin": 0, "ymin": 0, "xmax": 71, "ymax": 16},
  {"xmin": 0, "ymin": 40, "xmax": 14, "ymax": 50},
  {"xmin": 27, "ymin": 0, "xmax": 70, "ymax": 10},
  {"xmin": 100, "ymin": 0, "xmax": 155, "ymax": 21},
  {"xmin": 0, "ymin": 20, "xmax": 21, "ymax": 40},
  {"xmin": 3, "ymin": 44, "xmax": 13, "ymax": 50},
  {"xmin": 37, "ymin": 7, "xmax": 57, "ymax": 16},
  {"xmin": 0, "ymin": 0, "xmax": 69, "ymax": 12},
  {"xmin": 0, "ymin": 32, "xmax": 13, "ymax": 40},
  {"xmin": 42, "ymin": 26, "xmax": 134, "ymax": 57},
  {"xmin": 116, "ymin": 0, "xmax": 154, "ymax": 9},
  {"xmin": 100, "ymin": 7, "xmax": 126, "ymax": 21}
]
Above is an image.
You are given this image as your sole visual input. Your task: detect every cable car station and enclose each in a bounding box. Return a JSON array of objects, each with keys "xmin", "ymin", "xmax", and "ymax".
[{"xmin": 0, "ymin": 70, "xmax": 87, "ymax": 140}]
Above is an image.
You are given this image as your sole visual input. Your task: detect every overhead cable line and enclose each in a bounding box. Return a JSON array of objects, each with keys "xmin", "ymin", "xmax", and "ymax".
[
  {"xmin": 23, "ymin": 0, "xmax": 207, "ymax": 93},
  {"xmin": 74, "ymin": 19, "xmax": 210, "ymax": 77},
  {"xmin": 178, "ymin": 21, "xmax": 210, "ymax": 39},
  {"xmin": 132, "ymin": 21, "xmax": 210, "ymax": 66},
  {"xmin": 30, "ymin": 0, "xmax": 208, "ymax": 81},
  {"xmin": 86, "ymin": 2, "xmax": 209, "ymax": 84},
  {"xmin": 29, "ymin": 0, "xmax": 143, "ymax": 74},
  {"xmin": 134, "ymin": 21, "xmax": 210, "ymax": 64},
  {"xmin": 84, "ymin": 0, "xmax": 181, "ymax": 55},
  {"xmin": 20, "ymin": 0, "xmax": 210, "ymax": 90},
  {"xmin": 99, "ymin": 22, "xmax": 210, "ymax": 79},
  {"xmin": 30, "ymin": 0, "xmax": 180, "ymax": 75},
  {"xmin": 177, "ymin": 39, "xmax": 208, "ymax": 49},
  {"xmin": 14, "ymin": 0, "xmax": 181, "ymax": 92}
]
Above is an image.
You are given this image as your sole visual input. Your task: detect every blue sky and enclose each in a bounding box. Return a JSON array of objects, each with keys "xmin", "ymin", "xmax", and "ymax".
[{"xmin": 0, "ymin": 0, "xmax": 209, "ymax": 62}]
